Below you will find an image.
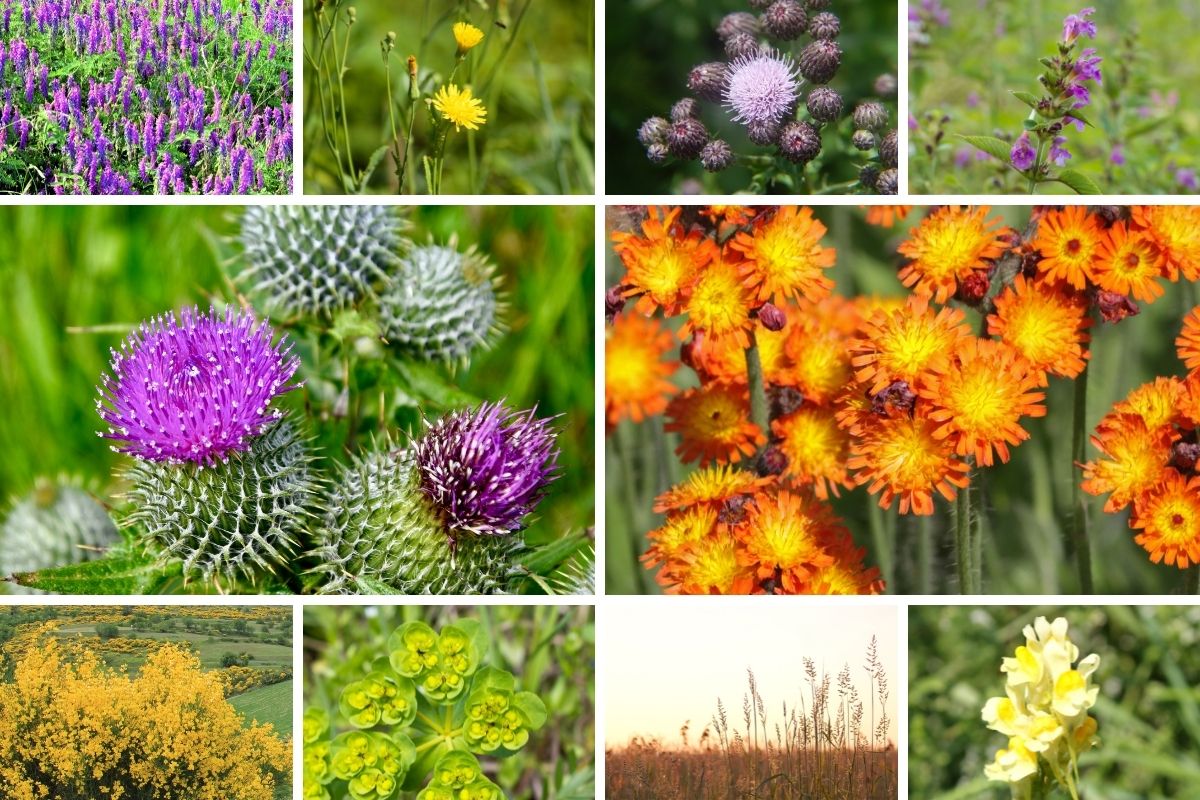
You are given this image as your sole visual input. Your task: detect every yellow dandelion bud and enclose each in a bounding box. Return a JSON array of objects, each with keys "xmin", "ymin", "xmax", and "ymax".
[
  {"xmin": 453, "ymin": 21, "xmax": 485, "ymax": 54},
  {"xmin": 431, "ymin": 84, "xmax": 487, "ymax": 132}
]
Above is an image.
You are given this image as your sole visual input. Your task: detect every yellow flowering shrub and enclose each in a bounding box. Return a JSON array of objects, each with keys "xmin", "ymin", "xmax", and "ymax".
[
  {"xmin": 219, "ymin": 665, "xmax": 293, "ymax": 696},
  {"xmin": 0, "ymin": 639, "xmax": 292, "ymax": 800}
]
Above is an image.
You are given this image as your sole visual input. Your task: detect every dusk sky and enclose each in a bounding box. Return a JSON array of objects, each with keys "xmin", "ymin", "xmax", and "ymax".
[{"xmin": 605, "ymin": 602, "xmax": 899, "ymax": 747}]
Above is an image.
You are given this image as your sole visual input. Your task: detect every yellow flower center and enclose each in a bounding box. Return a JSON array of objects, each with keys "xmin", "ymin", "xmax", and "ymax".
[{"xmin": 685, "ymin": 261, "xmax": 747, "ymax": 338}]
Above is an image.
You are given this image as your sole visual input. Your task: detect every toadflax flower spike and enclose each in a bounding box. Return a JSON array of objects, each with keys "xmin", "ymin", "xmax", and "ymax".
[{"xmin": 95, "ymin": 305, "xmax": 300, "ymax": 466}]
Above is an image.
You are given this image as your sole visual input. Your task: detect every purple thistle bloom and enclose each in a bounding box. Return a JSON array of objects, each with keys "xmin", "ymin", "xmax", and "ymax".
[
  {"xmin": 1074, "ymin": 47, "xmax": 1102, "ymax": 83},
  {"xmin": 96, "ymin": 305, "xmax": 300, "ymax": 466},
  {"xmin": 1062, "ymin": 7, "xmax": 1096, "ymax": 42},
  {"xmin": 1010, "ymin": 132, "xmax": 1036, "ymax": 171},
  {"xmin": 1048, "ymin": 136, "xmax": 1071, "ymax": 166},
  {"xmin": 723, "ymin": 50, "xmax": 801, "ymax": 128},
  {"xmin": 414, "ymin": 401, "xmax": 560, "ymax": 538}
]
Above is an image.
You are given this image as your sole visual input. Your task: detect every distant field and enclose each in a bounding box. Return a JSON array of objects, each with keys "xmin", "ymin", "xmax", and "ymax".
[
  {"xmin": 230, "ymin": 680, "xmax": 293, "ymax": 736},
  {"xmin": 52, "ymin": 624, "xmax": 292, "ymax": 671}
]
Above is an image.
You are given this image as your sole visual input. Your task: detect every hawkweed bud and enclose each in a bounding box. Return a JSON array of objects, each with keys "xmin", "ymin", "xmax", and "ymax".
[
  {"xmin": 646, "ymin": 142, "xmax": 669, "ymax": 163},
  {"xmin": 126, "ymin": 418, "xmax": 318, "ymax": 584},
  {"xmin": 852, "ymin": 101, "xmax": 889, "ymax": 131},
  {"xmin": 687, "ymin": 62, "xmax": 729, "ymax": 102},
  {"xmin": 758, "ymin": 302, "xmax": 787, "ymax": 331},
  {"xmin": 238, "ymin": 205, "xmax": 409, "ymax": 317},
  {"xmin": 716, "ymin": 11, "xmax": 761, "ymax": 40},
  {"xmin": 0, "ymin": 478, "xmax": 119, "ymax": 577},
  {"xmin": 407, "ymin": 55, "xmax": 419, "ymax": 99},
  {"xmin": 779, "ymin": 120, "xmax": 822, "ymax": 163},
  {"xmin": 876, "ymin": 168, "xmax": 898, "ymax": 195},
  {"xmin": 806, "ymin": 87, "xmax": 843, "ymax": 122},
  {"xmin": 756, "ymin": 446, "xmax": 789, "ymax": 477},
  {"xmin": 667, "ymin": 117, "xmax": 708, "ymax": 159},
  {"xmin": 670, "ymin": 97, "xmax": 700, "ymax": 122},
  {"xmin": 700, "ymin": 139, "xmax": 735, "ymax": 172},
  {"xmin": 880, "ymin": 129, "xmax": 898, "ymax": 168},
  {"xmin": 605, "ymin": 285, "xmax": 627, "ymax": 322},
  {"xmin": 764, "ymin": 0, "xmax": 807, "ymax": 40},
  {"xmin": 769, "ymin": 386, "xmax": 805, "ymax": 418},
  {"xmin": 852, "ymin": 129, "xmax": 876, "ymax": 150},
  {"xmin": 798, "ymin": 39, "xmax": 841, "ymax": 84},
  {"xmin": 379, "ymin": 241, "xmax": 502, "ymax": 365},
  {"xmin": 859, "ymin": 163, "xmax": 880, "ymax": 188},
  {"xmin": 807, "ymin": 11, "xmax": 840, "ymax": 39},
  {"xmin": 638, "ymin": 116, "xmax": 670, "ymax": 146},
  {"xmin": 747, "ymin": 119, "xmax": 782, "ymax": 145},
  {"xmin": 874, "ymin": 73, "xmax": 897, "ymax": 98},
  {"xmin": 724, "ymin": 32, "xmax": 761, "ymax": 60},
  {"xmin": 1095, "ymin": 290, "xmax": 1139, "ymax": 323}
]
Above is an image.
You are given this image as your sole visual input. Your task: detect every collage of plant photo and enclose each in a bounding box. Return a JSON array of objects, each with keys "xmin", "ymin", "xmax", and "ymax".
[{"xmin": 7, "ymin": 0, "xmax": 1200, "ymax": 798}]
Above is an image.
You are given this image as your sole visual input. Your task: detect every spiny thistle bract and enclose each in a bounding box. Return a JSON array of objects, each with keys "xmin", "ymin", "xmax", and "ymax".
[
  {"xmin": 125, "ymin": 419, "xmax": 318, "ymax": 585},
  {"xmin": 237, "ymin": 205, "xmax": 410, "ymax": 317},
  {"xmin": 95, "ymin": 305, "xmax": 300, "ymax": 466},
  {"xmin": 308, "ymin": 449, "xmax": 522, "ymax": 595},
  {"xmin": 379, "ymin": 242, "xmax": 502, "ymax": 365},
  {"xmin": 0, "ymin": 478, "xmax": 119, "ymax": 576},
  {"xmin": 414, "ymin": 401, "xmax": 560, "ymax": 537}
]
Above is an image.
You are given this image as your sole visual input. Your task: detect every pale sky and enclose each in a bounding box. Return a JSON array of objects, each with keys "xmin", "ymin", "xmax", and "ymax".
[{"xmin": 604, "ymin": 601, "xmax": 899, "ymax": 747}]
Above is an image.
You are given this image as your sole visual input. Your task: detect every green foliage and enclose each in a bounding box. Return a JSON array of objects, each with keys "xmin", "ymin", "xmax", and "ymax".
[
  {"xmin": 910, "ymin": 605, "xmax": 1200, "ymax": 798},
  {"xmin": 95, "ymin": 623, "xmax": 120, "ymax": 641},
  {"xmin": 230, "ymin": 679, "xmax": 296, "ymax": 737}
]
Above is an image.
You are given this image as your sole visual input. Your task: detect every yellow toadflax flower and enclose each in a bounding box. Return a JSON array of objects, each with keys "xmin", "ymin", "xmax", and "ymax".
[
  {"xmin": 452, "ymin": 21, "xmax": 485, "ymax": 54},
  {"xmin": 432, "ymin": 84, "xmax": 487, "ymax": 131}
]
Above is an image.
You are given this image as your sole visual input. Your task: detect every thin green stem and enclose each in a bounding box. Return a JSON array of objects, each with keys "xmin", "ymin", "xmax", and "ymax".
[
  {"xmin": 917, "ymin": 514, "xmax": 933, "ymax": 594},
  {"xmin": 744, "ymin": 330, "xmax": 769, "ymax": 436},
  {"xmin": 955, "ymin": 477, "xmax": 976, "ymax": 594},
  {"xmin": 1070, "ymin": 364, "xmax": 1094, "ymax": 593},
  {"xmin": 1027, "ymin": 135, "xmax": 1046, "ymax": 195},
  {"xmin": 335, "ymin": 20, "xmax": 356, "ymax": 178}
]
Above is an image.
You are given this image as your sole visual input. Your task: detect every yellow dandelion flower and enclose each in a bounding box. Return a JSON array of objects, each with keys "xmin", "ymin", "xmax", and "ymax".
[
  {"xmin": 1131, "ymin": 470, "xmax": 1200, "ymax": 568},
  {"xmin": 897, "ymin": 206, "xmax": 1010, "ymax": 303},
  {"xmin": 431, "ymin": 84, "xmax": 487, "ymax": 131},
  {"xmin": 452, "ymin": 21, "xmax": 484, "ymax": 54}
]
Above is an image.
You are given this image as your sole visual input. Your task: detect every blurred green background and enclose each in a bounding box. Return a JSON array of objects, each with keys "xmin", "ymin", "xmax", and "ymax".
[
  {"xmin": 304, "ymin": 604, "xmax": 594, "ymax": 799},
  {"xmin": 303, "ymin": 0, "xmax": 595, "ymax": 194},
  {"xmin": 910, "ymin": 605, "xmax": 1200, "ymax": 799},
  {"xmin": 606, "ymin": 205, "xmax": 1200, "ymax": 595},
  {"xmin": 911, "ymin": 0, "xmax": 1200, "ymax": 194},
  {"xmin": 0, "ymin": 205, "xmax": 594, "ymax": 579},
  {"xmin": 606, "ymin": 0, "xmax": 898, "ymax": 194}
]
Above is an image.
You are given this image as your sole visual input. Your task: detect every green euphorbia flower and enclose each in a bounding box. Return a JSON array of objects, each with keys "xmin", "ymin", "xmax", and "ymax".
[
  {"xmin": 416, "ymin": 752, "xmax": 505, "ymax": 800},
  {"xmin": 339, "ymin": 670, "xmax": 417, "ymax": 729},
  {"xmin": 330, "ymin": 730, "xmax": 416, "ymax": 797},
  {"xmin": 461, "ymin": 666, "xmax": 547, "ymax": 755},
  {"xmin": 388, "ymin": 620, "xmax": 484, "ymax": 703}
]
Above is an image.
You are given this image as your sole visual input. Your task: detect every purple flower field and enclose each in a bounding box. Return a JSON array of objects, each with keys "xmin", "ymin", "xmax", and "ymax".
[{"xmin": 0, "ymin": 0, "xmax": 292, "ymax": 194}]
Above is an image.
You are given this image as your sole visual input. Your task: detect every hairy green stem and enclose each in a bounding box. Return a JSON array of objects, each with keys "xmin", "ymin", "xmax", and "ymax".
[
  {"xmin": 1070, "ymin": 365, "xmax": 1094, "ymax": 593},
  {"xmin": 744, "ymin": 331, "xmax": 769, "ymax": 437},
  {"xmin": 955, "ymin": 478, "xmax": 976, "ymax": 594}
]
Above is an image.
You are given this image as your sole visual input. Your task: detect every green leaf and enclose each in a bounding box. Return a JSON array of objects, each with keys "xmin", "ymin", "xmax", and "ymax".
[
  {"xmin": 955, "ymin": 134, "xmax": 1012, "ymax": 164},
  {"xmin": 9, "ymin": 550, "xmax": 183, "ymax": 594},
  {"xmin": 468, "ymin": 665, "xmax": 515, "ymax": 695},
  {"xmin": 511, "ymin": 691, "xmax": 548, "ymax": 730},
  {"xmin": 1055, "ymin": 168, "xmax": 1102, "ymax": 195},
  {"xmin": 514, "ymin": 531, "xmax": 588, "ymax": 577},
  {"xmin": 556, "ymin": 767, "xmax": 596, "ymax": 800},
  {"xmin": 1010, "ymin": 90, "xmax": 1041, "ymax": 109},
  {"xmin": 1021, "ymin": 118, "xmax": 1038, "ymax": 130},
  {"xmin": 358, "ymin": 145, "xmax": 392, "ymax": 192},
  {"xmin": 1064, "ymin": 108, "xmax": 1095, "ymax": 128},
  {"xmin": 389, "ymin": 359, "xmax": 480, "ymax": 408},
  {"xmin": 329, "ymin": 309, "xmax": 381, "ymax": 345}
]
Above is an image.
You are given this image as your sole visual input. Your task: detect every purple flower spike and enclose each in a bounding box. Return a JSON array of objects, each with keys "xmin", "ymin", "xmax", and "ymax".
[
  {"xmin": 1062, "ymin": 7, "xmax": 1096, "ymax": 42},
  {"xmin": 1074, "ymin": 48, "xmax": 1102, "ymax": 83},
  {"xmin": 1010, "ymin": 132, "xmax": 1036, "ymax": 171},
  {"xmin": 1049, "ymin": 136, "xmax": 1072, "ymax": 166},
  {"xmin": 723, "ymin": 50, "xmax": 801, "ymax": 128},
  {"xmin": 414, "ymin": 401, "xmax": 560, "ymax": 537},
  {"xmin": 96, "ymin": 305, "xmax": 300, "ymax": 466}
]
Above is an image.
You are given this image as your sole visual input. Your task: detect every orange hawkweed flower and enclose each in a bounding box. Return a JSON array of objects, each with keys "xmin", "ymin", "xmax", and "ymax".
[
  {"xmin": 692, "ymin": 323, "xmax": 795, "ymax": 386},
  {"xmin": 987, "ymin": 274, "xmax": 1090, "ymax": 384},
  {"xmin": 736, "ymin": 490, "xmax": 837, "ymax": 593},
  {"xmin": 863, "ymin": 205, "xmax": 913, "ymax": 227},
  {"xmin": 1131, "ymin": 205, "xmax": 1200, "ymax": 281},
  {"xmin": 847, "ymin": 410, "xmax": 970, "ymax": 515},
  {"xmin": 611, "ymin": 206, "xmax": 716, "ymax": 315},
  {"xmin": 679, "ymin": 256, "xmax": 755, "ymax": 348},
  {"xmin": 896, "ymin": 206, "xmax": 1010, "ymax": 303},
  {"xmin": 1032, "ymin": 206, "xmax": 1104, "ymax": 290},
  {"xmin": 729, "ymin": 206, "xmax": 837, "ymax": 304},
  {"xmin": 1179, "ymin": 374, "xmax": 1200, "ymax": 428},
  {"xmin": 666, "ymin": 529, "xmax": 755, "ymax": 594},
  {"xmin": 1092, "ymin": 221, "xmax": 1165, "ymax": 303},
  {"xmin": 1176, "ymin": 306, "xmax": 1200, "ymax": 371},
  {"xmin": 920, "ymin": 337, "xmax": 1046, "ymax": 466},
  {"xmin": 1112, "ymin": 377, "xmax": 1183, "ymax": 433},
  {"xmin": 652, "ymin": 465, "xmax": 773, "ymax": 514},
  {"xmin": 1131, "ymin": 470, "xmax": 1200, "ymax": 568},
  {"xmin": 850, "ymin": 295, "xmax": 971, "ymax": 395},
  {"xmin": 642, "ymin": 505, "xmax": 718, "ymax": 570},
  {"xmin": 772, "ymin": 405, "xmax": 853, "ymax": 499},
  {"xmin": 805, "ymin": 527, "xmax": 884, "ymax": 594},
  {"xmin": 700, "ymin": 205, "xmax": 757, "ymax": 227},
  {"xmin": 665, "ymin": 383, "xmax": 764, "ymax": 466},
  {"xmin": 1081, "ymin": 413, "xmax": 1174, "ymax": 512},
  {"xmin": 605, "ymin": 313, "xmax": 678, "ymax": 425}
]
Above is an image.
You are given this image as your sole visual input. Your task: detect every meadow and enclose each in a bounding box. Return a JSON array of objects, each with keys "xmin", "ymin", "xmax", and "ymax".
[
  {"xmin": 303, "ymin": 0, "xmax": 594, "ymax": 194},
  {"xmin": 0, "ymin": 204, "xmax": 594, "ymax": 594},
  {"xmin": 910, "ymin": 0, "xmax": 1200, "ymax": 194},
  {"xmin": 0, "ymin": 0, "xmax": 293, "ymax": 194}
]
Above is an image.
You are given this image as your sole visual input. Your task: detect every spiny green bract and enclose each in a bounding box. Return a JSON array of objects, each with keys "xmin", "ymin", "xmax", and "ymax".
[
  {"xmin": 125, "ymin": 419, "xmax": 318, "ymax": 585},
  {"xmin": 308, "ymin": 449, "xmax": 521, "ymax": 595},
  {"xmin": 0, "ymin": 478, "xmax": 119, "ymax": 576},
  {"xmin": 380, "ymin": 242, "xmax": 502, "ymax": 365},
  {"xmin": 237, "ymin": 205, "xmax": 411, "ymax": 317}
]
